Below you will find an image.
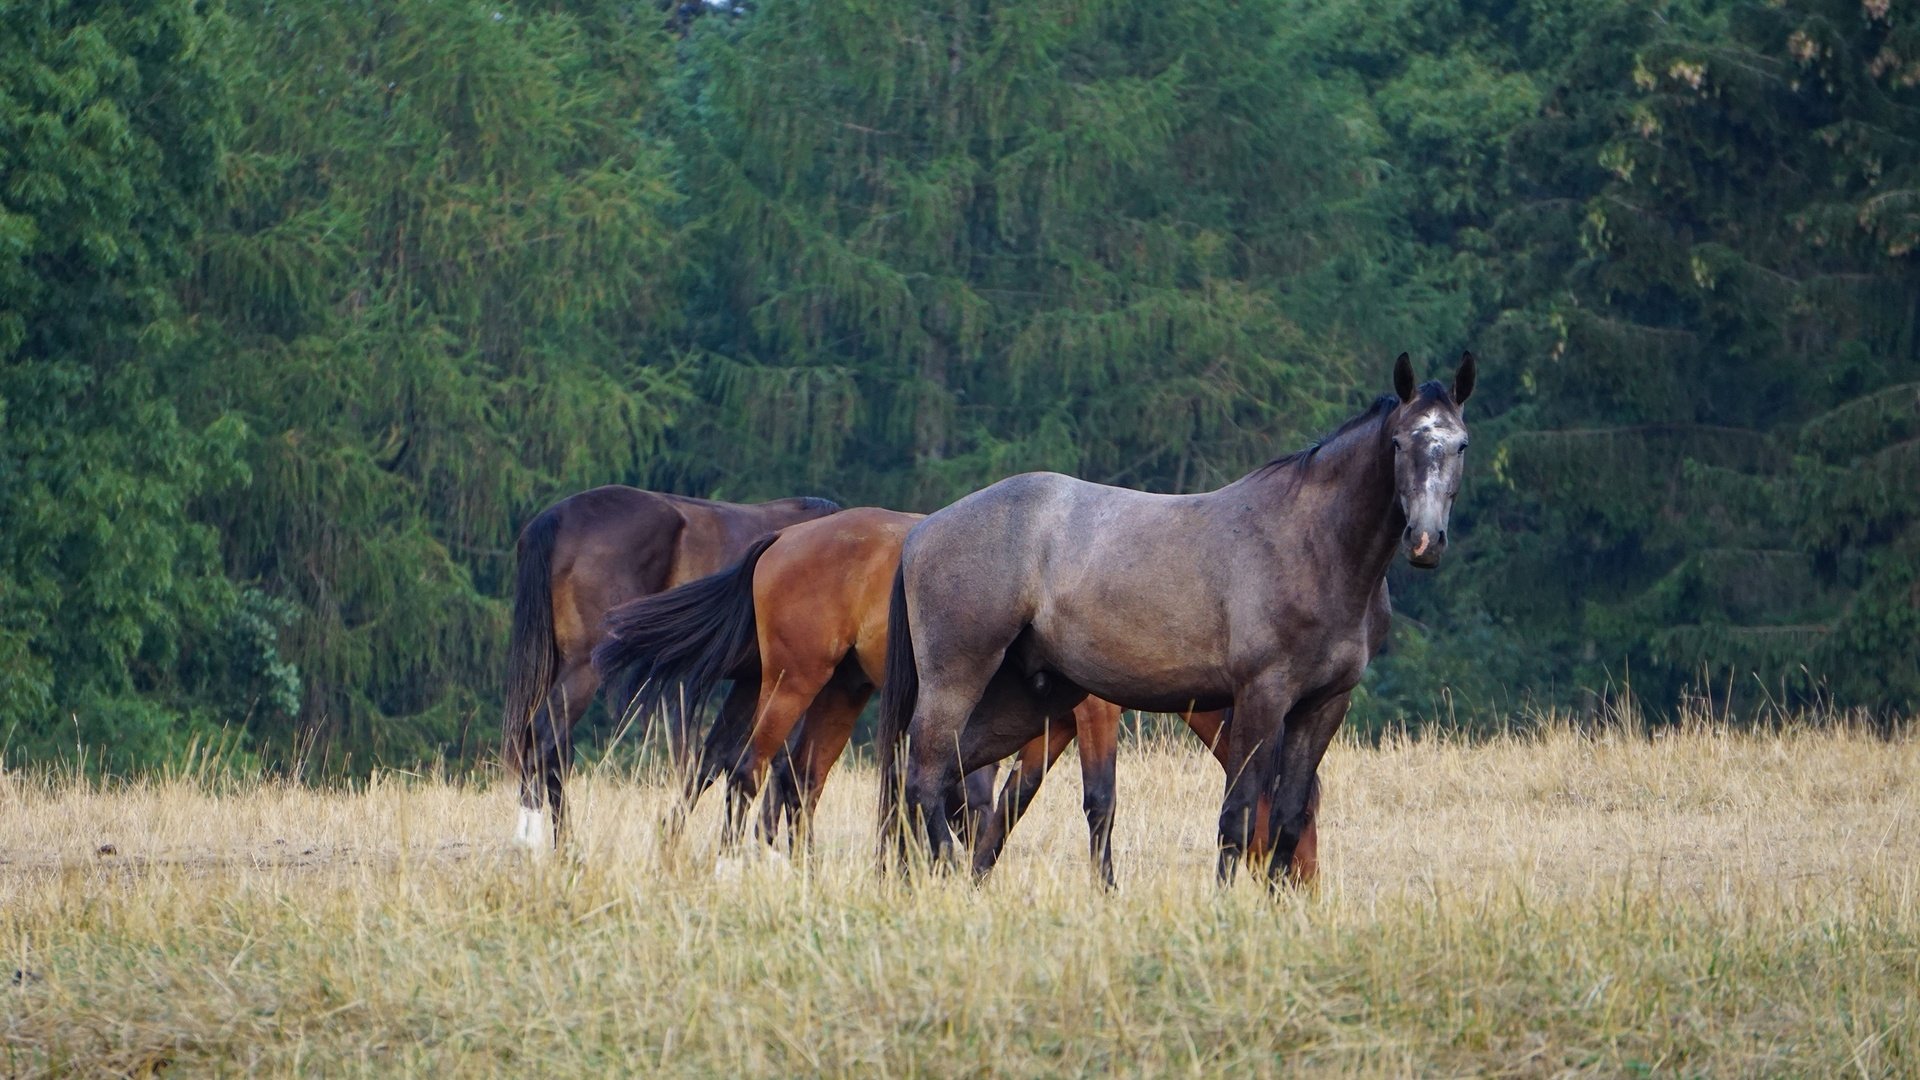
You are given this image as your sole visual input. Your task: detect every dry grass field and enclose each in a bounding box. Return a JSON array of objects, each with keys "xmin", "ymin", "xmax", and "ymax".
[{"xmin": 3, "ymin": 713, "xmax": 1916, "ymax": 1076}]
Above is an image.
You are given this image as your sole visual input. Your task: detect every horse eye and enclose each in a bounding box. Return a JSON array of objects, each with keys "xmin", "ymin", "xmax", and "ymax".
[{"xmin": 1458, "ymin": 442, "xmax": 1469, "ymax": 455}]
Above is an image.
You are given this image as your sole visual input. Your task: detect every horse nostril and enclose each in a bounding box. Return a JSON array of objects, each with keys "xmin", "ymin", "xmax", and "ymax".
[
  {"xmin": 1403, "ymin": 526, "xmax": 1414, "ymax": 541},
  {"xmin": 1438, "ymin": 530, "xmax": 1448, "ymax": 545}
]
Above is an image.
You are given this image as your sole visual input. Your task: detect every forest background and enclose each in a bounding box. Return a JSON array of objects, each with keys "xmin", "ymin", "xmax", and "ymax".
[{"xmin": 1, "ymin": 0, "xmax": 1914, "ymax": 774}]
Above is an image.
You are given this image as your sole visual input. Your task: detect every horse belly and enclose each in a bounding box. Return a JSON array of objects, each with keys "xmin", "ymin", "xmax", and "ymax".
[{"xmin": 1029, "ymin": 610, "xmax": 1230, "ymax": 713}]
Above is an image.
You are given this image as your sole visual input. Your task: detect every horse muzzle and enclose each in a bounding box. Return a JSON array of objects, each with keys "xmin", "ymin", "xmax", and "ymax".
[{"xmin": 1402, "ymin": 524, "xmax": 1446, "ymax": 569}]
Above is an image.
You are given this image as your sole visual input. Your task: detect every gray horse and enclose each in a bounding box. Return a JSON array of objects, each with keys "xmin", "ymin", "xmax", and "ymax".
[{"xmin": 878, "ymin": 353, "xmax": 1475, "ymax": 885}]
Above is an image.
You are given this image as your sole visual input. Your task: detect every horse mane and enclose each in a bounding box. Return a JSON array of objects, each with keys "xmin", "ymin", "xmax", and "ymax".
[
  {"xmin": 1250, "ymin": 382, "xmax": 1451, "ymax": 482},
  {"xmin": 792, "ymin": 496, "xmax": 843, "ymax": 513}
]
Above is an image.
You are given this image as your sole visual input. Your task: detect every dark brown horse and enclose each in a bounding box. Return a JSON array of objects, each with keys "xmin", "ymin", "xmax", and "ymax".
[
  {"xmin": 502, "ymin": 485, "xmax": 838, "ymax": 849},
  {"xmin": 879, "ymin": 353, "xmax": 1473, "ymax": 884},
  {"xmin": 594, "ymin": 507, "xmax": 1323, "ymax": 885}
]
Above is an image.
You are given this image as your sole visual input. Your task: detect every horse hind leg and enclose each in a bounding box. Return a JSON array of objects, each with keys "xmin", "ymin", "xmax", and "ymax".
[
  {"xmin": 945, "ymin": 765, "xmax": 997, "ymax": 854},
  {"xmin": 1289, "ymin": 775, "xmax": 1323, "ymax": 882},
  {"xmin": 902, "ymin": 654, "xmax": 1013, "ymax": 871},
  {"xmin": 722, "ymin": 664, "xmax": 831, "ymax": 848},
  {"xmin": 521, "ymin": 663, "xmax": 596, "ymax": 851},
  {"xmin": 759, "ymin": 674, "xmax": 868, "ymax": 850}
]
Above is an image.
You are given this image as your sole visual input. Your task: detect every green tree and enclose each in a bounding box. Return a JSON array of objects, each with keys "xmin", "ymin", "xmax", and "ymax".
[
  {"xmin": 660, "ymin": 0, "xmax": 1403, "ymax": 509},
  {"xmin": 1465, "ymin": 0, "xmax": 1920, "ymax": 713},
  {"xmin": 0, "ymin": 0, "xmax": 262, "ymax": 768},
  {"xmin": 177, "ymin": 0, "xmax": 690, "ymax": 769}
]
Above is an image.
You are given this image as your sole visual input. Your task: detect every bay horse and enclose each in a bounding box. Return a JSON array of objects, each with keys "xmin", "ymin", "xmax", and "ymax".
[
  {"xmin": 593, "ymin": 508, "xmax": 995, "ymax": 850},
  {"xmin": 502, "ymin": 485, "xmax": 838, "ymax": 849},
  {"xmin": 593, "ymin": 507, "xmax": 1322, "ymax": 885},
  {"xmin": 879, "ymin": 353, "xmax": 1473, "ymax": 884}
]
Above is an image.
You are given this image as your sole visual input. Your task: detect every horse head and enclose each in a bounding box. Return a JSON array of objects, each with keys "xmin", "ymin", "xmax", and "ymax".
[{"xmin": 1388, "ymin": 351, "xmax": 1475, "ymax": 569}]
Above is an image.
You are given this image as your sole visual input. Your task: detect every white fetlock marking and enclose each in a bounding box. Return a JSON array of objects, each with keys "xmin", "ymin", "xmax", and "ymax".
[
  {"xmin": 763, "ymin": 846, "xmax": 792, "ymax": 876},
  {"xmin": 713, "ymin": 845, "xmax": 793, "ymax": 882},
  {"xmin": 512, "ymin": 807, "xmax": 549, "ymax": 853}
]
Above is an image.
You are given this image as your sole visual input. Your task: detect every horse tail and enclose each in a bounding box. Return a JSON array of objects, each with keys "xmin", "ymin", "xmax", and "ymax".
[
  {"xmin": 591, "ymin": 532, "xmax": 776, "ymax": 741},
  {"xmin": 875, "ymin": 564, "xmax": 917, "ymax": 860},
  {"xmin": 503, "ymin": 506, "xmax": 564, "ymax": 787}
]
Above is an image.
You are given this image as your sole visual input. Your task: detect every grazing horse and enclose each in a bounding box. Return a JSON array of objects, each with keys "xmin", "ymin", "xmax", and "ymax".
[
  {"xmin": 593, "ymin": 508, "xmax": 1003, "ymax": 847},
  {"xmin": 593, "ymin": 507, "xmax": 1323, "ymax": 885},
  {"xmin": 502, "ymin": 486, "xmax": 838, "ymax": 849},
  {"xmin": 879, "ymin": 353, "xmax": 1474, "ymax": 884}
]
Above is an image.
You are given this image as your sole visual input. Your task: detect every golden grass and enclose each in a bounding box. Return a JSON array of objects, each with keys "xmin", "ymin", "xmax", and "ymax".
[{"xmin": 3, "ymin": 717, "xmax": 1916, "ymax": 1076}]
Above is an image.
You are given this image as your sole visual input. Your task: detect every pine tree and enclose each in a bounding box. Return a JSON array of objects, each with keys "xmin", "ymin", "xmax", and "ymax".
[
  {"xmin": 176, "ymin": 0, "xmax": 690, "ymax": 768},
  {"xmin": 0, "ymin": 0, "xmax": 259, "ymax": 768},
  {"xmin": 660, "ymin": 0, "xmax": 1397, "ymax": 509},
  {"xmin": 1475, "ymin": 0, "xmax": 1919, "ymax": 712}
]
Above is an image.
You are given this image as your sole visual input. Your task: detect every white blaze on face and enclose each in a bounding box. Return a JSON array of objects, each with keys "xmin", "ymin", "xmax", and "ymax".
[
  {"xmin": 512, "ymin": 806, "xmax": 550, "ymax": 852},
  {"xmin": 1406, "ymin": 411, "xmax": 1467, "ymax": 546}
]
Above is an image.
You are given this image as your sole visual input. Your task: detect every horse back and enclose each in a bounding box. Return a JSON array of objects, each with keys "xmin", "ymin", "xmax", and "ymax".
[
  {"xmin": 664, "ymin": 494, "xmax": 838, "ymax": 586},
  {"xmin": 903, "ymin": 472, "xmax": 1238, "ymax": 709}
]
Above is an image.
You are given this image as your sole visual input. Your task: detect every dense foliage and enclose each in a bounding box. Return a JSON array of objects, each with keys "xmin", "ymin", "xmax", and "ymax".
[{"xmin": 2, "ymin": 0, "xmax": 1913, "ymax": 772}]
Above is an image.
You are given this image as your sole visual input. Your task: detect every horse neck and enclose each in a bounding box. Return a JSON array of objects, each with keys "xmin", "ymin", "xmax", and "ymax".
[{"xmin": 1242, "ymin": 414, "xmax": 1404, "ymax": 593}]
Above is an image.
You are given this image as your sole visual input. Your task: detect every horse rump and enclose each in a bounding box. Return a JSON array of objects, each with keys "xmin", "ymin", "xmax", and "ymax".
[{"xmin": 591, "ymin": 532, "xmax": 779, "ymax": 749}]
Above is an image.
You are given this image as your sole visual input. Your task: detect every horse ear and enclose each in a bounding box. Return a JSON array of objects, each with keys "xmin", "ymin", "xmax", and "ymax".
[
  {"xmin": 1393, "ymin": 352, "xmax": 1415, "ymax": 403},
  {"xmin": 1452, "ymin": 351, "xmax": 1476, "ymax": 406}
]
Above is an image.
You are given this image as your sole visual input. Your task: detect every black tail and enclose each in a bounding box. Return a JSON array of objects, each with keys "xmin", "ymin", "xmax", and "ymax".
[
  {"xmin": 503, "ymin": 507, "xmax": 564, "ymax": 791},
  {"xmin": 591, "ymin": 532, "xmax": 777, "ymax": 748},
  {"xmin": 875, "ymin": 565, "xmax": 918, "ymax": 859}
]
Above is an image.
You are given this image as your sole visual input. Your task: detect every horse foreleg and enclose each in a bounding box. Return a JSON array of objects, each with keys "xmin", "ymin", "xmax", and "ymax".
[
  {"xmin": 759, "ymin": 734, "xmax": 807, "ymax": 849},
  {"xmin": 662, "ymin": 680, "xmax": 756, "ymax": 850},
  {"xmin": 1218, "ymin": 677, "xmax": 1291, "ymax": 885},
  {"xmin": 970, "ymin": 720, "xmax": 1073, "ymax": 880},
  {"xmin": 1262, "ymin": 692, "xmax": 1347, "ymax": 888}
]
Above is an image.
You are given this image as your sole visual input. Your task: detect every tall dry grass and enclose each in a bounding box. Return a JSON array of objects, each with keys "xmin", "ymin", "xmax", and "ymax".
[{"xmin": 3, "ymin": 713, "xmax": 1915, "ymax": 1076}]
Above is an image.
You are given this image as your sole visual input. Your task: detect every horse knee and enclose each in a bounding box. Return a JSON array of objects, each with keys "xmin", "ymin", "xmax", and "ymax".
[
  {"xmin": 903, "ymin": 768, "xmax": 948, "ymax": 821},
  {"xmin": 1082, "ymin": 777, "xmax": 1115, "ymax": 821},
  {"xmin": 1217, "ymin": 798, "xmax": 1256, "ymax": 852},
  {"xmin": 904, "ymin": 760, "xmax": 959, "ymax": 841}
]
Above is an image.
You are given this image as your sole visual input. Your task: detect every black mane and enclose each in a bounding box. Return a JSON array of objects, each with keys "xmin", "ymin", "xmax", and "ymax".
[{"xmin": 1251, "ymin": 382, "xmax": 1451, "ymax": 480}]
